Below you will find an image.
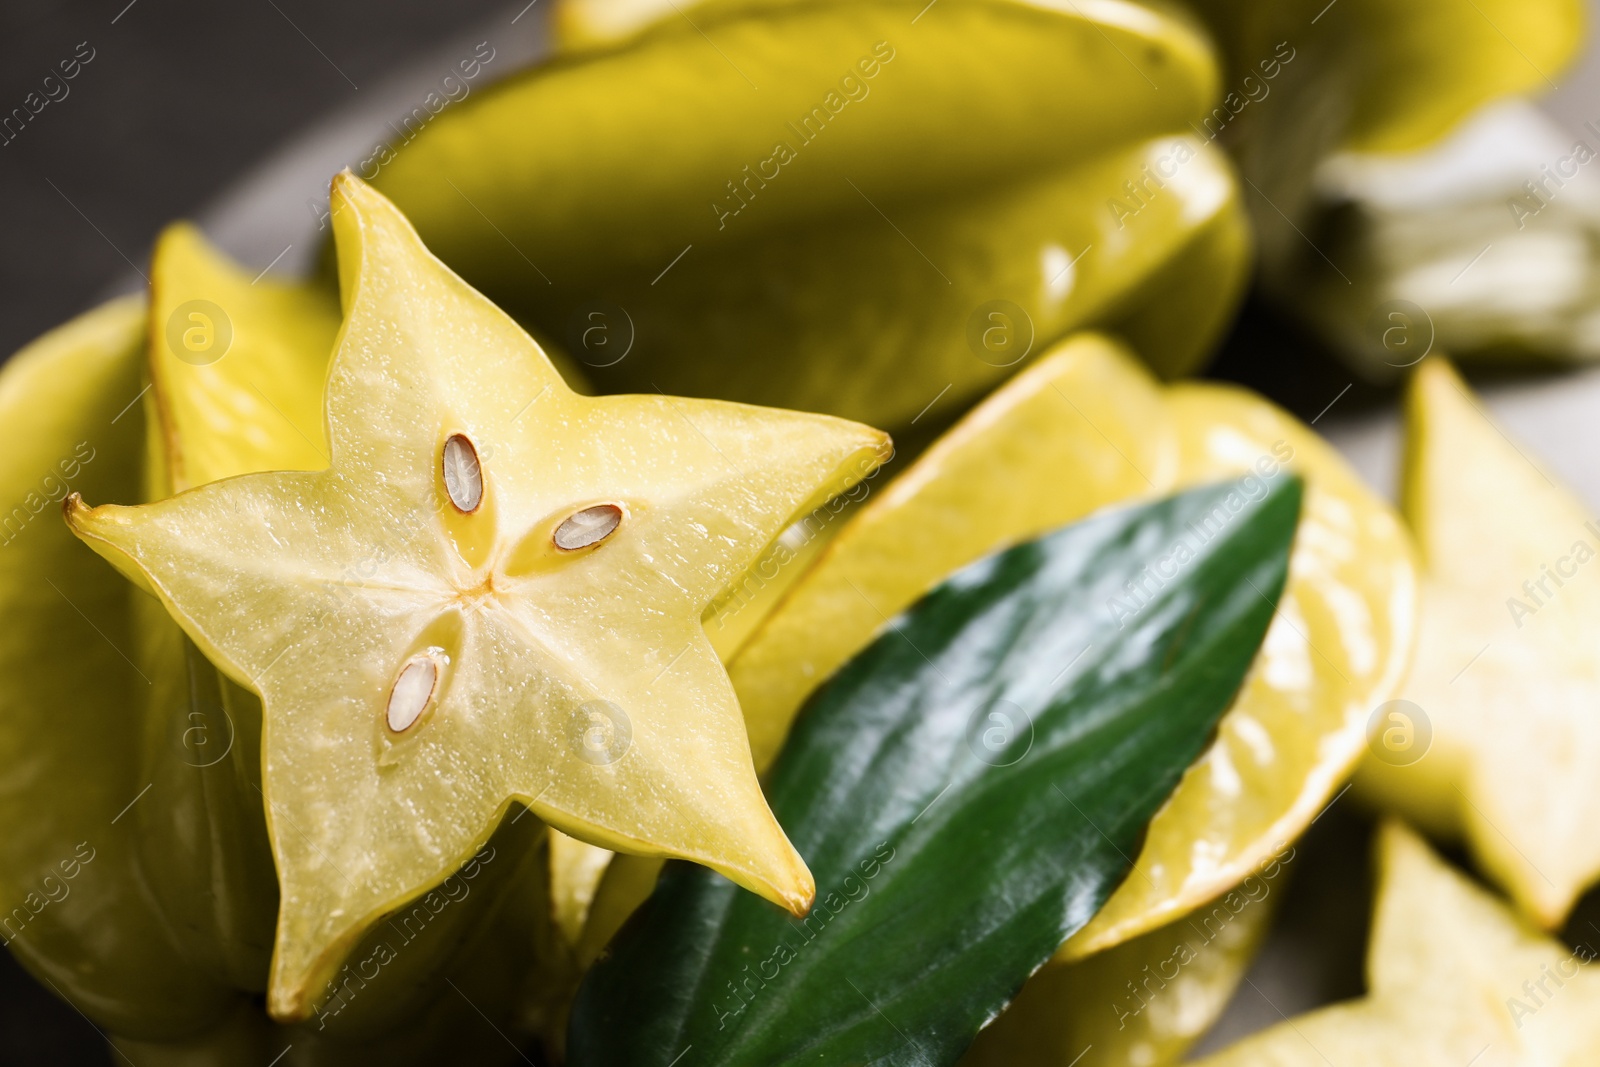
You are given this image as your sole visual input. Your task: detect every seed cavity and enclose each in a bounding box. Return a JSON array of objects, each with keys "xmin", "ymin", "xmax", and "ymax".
[
  {"xmin": 386, "ymin": 648, "xmax": 447, "ymax": 733},
  {"xmin": 554, "ymin": 504, "xmax": 624, "ymax": 551},
  {"xmin": 442, "ymin": 434, "xmax": 484, "ymax": 513}
]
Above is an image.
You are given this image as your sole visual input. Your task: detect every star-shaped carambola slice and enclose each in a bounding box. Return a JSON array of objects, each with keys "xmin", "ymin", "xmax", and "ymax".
[
  {"xmin": 66, "ymin": 173, "xmax": 889, "ymax": 1020},
  {"xmin": 1196, "ymin": 821, "xmax": 1600, "ymax": 1065},
  {"xmin": 1358, "ymin": 357, "xmax": 1600, "ymax": 927}
]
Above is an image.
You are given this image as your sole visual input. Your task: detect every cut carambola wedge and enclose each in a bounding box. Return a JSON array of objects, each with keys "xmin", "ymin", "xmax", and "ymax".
[
  {"xmin": 1195, "ymin": 822, "xmax": 1600, "ymax": 1065},
  {"xmin": 145, "ymin": 227, "xmax": 865, "ymax": 981},
  {"xmin": 372, "ymin": 0, "xmax": 1235, "ymax": 429},
  {"xmin": 148, "ymin": 224, "xmax": 753, "ymax": 1022},
  {"xmin": 1358, "ymin": 358, "xmax": 1600, "ymax": 927},
  {"xmin": 67, "ymin": 173, "xmax": 890, "ymax": 1020}
]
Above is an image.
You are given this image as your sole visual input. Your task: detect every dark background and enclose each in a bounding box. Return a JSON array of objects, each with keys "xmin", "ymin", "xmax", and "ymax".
[
  {"xmin": 0, "ymin": 0, "xmax": 514, "ymax": 365},
  {"xmin": 0, "ymin": 4, "xmax": 511, "ymax": 1059}
]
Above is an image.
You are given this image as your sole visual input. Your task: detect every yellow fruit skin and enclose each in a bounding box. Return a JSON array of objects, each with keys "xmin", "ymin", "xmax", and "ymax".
[
  {"xmin": 1183, "ymin": 0, "xmax": 1583, "ymax": 154},
  {"xmin": 1103, "ymin": 175, "xmax": 1253, "ymax": 380},
  {"xmin": 553, "ymin": 0, "xmax": 676, "ymax": 46},
  {"xmin": 373, "ymin": 0, "xmax": 1240, "ymax": 429},
  {"xmin": 489, "ymin": 133, "xmax": 1245, "ymax": 430},
  {"xmin": 127, "ymin": 618, "xmax": 279, "ymax": 993},
  {"xmin": 1358, "ymin": 357, "xmax": 1600, "ymax": 928},
  {"xmin": 562, "ymin": 0, "xmax": 1582, "ymax": 154},
  {"xmin": 731, "ymin": 333, "xmax": 1176, "ymax": 771},
  {"xmin": 380, "ymin": 0, "xmax": 1218, "ymax": 281},
  {"xmin": 0, "ymin": 298, "xmax": 235, "ymax": 1039},
  {"xmin": 113, "ymin": 813, "xmax": 563, "ymax": 1066},
  {"xmin": 147, "ymin": 224, "xmax": 338, "ymax": 493},
  {"xmin": 576, "ymin": 852, "xmax": 666, "ymax": 971}
]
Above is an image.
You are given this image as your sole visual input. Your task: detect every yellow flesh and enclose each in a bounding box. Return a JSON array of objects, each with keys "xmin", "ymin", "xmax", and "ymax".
[
  {"xmin": 67, "ymin": 174, "xmax": 890, "ymax": 1020},
  {"xmin": 1357, "ymin": 358, "xmax": 1600, "ymax": 927},
  {"xmin": 1195, "ymin": 822, "xmax": 1600, "ymax": 1066},
  {"xmin": 723, "ymin": 335, "xmax": 1415, "ymax": 961}
]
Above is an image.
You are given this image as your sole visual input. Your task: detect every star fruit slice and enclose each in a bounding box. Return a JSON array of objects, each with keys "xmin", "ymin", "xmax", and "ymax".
[
  {"xmin": 1196, "ymin": 821, "xmax": 1600, "ymax": 1065},
  {"xmin": 150, "ymin": 218, "xmax": 606, "ymax": 992},
  {"xmin": 724, "ymin": 334, "xmax": 1415, "ymax": 961},
  {"xmin": 149, "ymin": 224, "xmax": 618, "ymax": 971},
  {"xmin": 1357, "ymin": 357, "xmax": 1600, "ymax": 927},
  {"xmin": 67, "ymin": 173, "xmax": 889, "ymax": 1020}
]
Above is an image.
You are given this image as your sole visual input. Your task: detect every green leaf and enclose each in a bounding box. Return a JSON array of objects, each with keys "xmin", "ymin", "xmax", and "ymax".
[{"xmin": 567, "ymin": 476, "xmax": 1302, "ymax": 1066}]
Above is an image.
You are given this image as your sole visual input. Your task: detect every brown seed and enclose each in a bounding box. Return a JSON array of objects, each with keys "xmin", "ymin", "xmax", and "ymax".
[
  {"xmin": 554, "ymin": 504, "xmax": 624, "ymax": 551},
  {"xmin": 386, "ymin": 649, "xmax": 445, "ymax": 733},
  {"xmin": 442, "ymin": 434, "xmax": 483, "ymax": 513}
]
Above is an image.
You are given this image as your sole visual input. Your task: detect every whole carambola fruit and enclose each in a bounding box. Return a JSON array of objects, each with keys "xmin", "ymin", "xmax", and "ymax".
[
  {"xmin": 370, "ymin": 0, "xmax": 1251, "ymax": 434},
  {"xmin": 1176, "ymin": 0, "xmax": 1583, "ymax": 304}
]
